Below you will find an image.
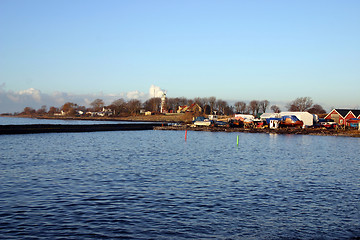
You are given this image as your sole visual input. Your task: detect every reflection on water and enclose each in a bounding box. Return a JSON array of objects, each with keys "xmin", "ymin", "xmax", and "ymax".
[{"xmin": 0, "ymin": 128, "xmax": 359, "ymax": 239}]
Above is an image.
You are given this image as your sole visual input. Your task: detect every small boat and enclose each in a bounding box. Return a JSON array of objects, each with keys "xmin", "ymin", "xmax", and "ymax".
[
  {"xmin": 227, "ymin": 118, "xmax": 245, "ymax": 128},
  {"xmin": 214, "ymin": 121, "xmax": 227, "ymax": 127},
  {"xmin": 279, "ymin": 115, "xmax": 303, "ymax": 128},
  {"xmin": 193, "ymin": 116, "xmax": 214, "ymax": 127}
]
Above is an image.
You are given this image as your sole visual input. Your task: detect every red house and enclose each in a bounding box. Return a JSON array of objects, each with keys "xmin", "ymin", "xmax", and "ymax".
[{"xmin": 325, "ymin": 109, "xmax": 360, "ymax": 126}]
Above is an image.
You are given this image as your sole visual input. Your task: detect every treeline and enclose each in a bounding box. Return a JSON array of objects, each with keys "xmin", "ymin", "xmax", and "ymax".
[{"xmin": 18, "ymin": 96, "xmax": 326, "ymax": 117}]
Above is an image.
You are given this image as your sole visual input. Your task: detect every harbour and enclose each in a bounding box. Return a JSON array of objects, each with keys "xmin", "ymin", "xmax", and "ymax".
[
  {"xmin": 2, "ymin": 1, "xmax": 359, "ymax": 238},
  {"xmin": 0, "ymin": 117, "xmax": 359, "ymax": 239},
  {"xmin": 155, "ymin": 124, "xmax": 360, "ymax": 138}
]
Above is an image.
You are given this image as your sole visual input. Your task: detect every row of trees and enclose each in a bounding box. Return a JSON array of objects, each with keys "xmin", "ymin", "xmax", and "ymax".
[
  {"xmin": 108, "ymin": 97, "xmax": 270, "ymax": 116},
  {"xmin": 286, "ymin": 97, "xmax": 326, "ymax": 114},
  {"xmin": 20, "ymin": 96, "xmax": 327, "ymax": 116}
]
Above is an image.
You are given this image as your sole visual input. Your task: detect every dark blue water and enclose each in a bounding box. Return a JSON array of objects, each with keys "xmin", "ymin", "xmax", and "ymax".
[{"xmin": 1, "ymin": 120, "xmax": 360, "ymax": 239}]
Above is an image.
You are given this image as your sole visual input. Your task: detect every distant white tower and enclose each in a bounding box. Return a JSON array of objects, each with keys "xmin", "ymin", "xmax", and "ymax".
[{"xmin": 160, "ymin": 92, "xmax": 167, "ymax": 113}]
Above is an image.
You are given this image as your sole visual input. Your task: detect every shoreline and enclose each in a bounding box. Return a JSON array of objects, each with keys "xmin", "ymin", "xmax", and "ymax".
[
  {"xmin": 154, "ymin": 125, "xmax": 360, "ymax": 138},
  {"xmin": 2, "ymin": 115, "xmax": 360, "ymax": 137}
]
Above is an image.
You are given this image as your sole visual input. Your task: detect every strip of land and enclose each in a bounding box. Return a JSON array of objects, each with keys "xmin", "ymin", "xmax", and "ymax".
[
  {"xmin": 2, "ymin": 115, "xmax": 360, "ymax": 137},
  {"xmin": 154, "ymin": 125, "xmax": 360, "ymax": 138},
  {"xmin": 0, "ymin": 123, "xmax": 163, "ymax": 135}
]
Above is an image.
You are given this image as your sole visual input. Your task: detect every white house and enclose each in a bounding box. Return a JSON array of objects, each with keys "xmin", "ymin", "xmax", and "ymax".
[{"xmin": 54, "ymin": 110, "xmax": 66, "ymax": 116}]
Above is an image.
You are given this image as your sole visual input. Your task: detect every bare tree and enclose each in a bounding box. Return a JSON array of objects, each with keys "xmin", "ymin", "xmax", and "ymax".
[
  {"xmin": 215, "ymin": 99, "xmax": 228, "ymax": 115},
  {"xmin": 90, "ymin": 99, "xmax": 105, "ymax": 111},
  {"xmin": 127, "ymin": 99, "xmax": 142, "ymax": 115},
  {"xmin": 234, "ymin": 101, "xmax": 247, "ymax": 113},
  {"xmin": 61, "ymin": 102, "xmax": 78, "ymax": 115},
  {"xmin": 203, "ymin": 105, "xmax": 211, "ymax": 114},
  {"xmin": 177, "ymin": 97, "xmax": 189, "ymax": 106},
  {"xmin": 37, "ymin": 105, "xmax": 47, "ymax": 115},
  {"xmin": 308, "ymin": 104, "xmax": 326, "ymax": 114},
  {"xmin": 109, "ymin": 98, "xmax": 127, "ymax": 115},
  {"xmin": 112, "ymin": 98, "xmax": 126, "ymax": 107},
  {"xmin": 143, "ymin": 98, "xmax": 161, "ymax": 112},
  {"xmin": 22, "ymin": 107, "xmax": 36, "ymax": 115},
  {"xmin": 48, "ymin": 106, "xmax": 59, "ymax": 115},
  {"xmin": 249, "ymin": 100, "xmax": 260, "ymax": 116},
  {"xmin": 187, "ymin": 98, "xmax": 194, "ymax": 105},
  {"xmin": 287, "ymin": 97, "xmax": 313, "ymax": 112},
  {"xmin": 166, "ymin": 98, "xmax": 178, "ymax": 112},
  {"xmin": 208, "ymin": 96, "xmax": 216, "ymax": 114},
  {"xmin": 165, "ymin": 97, "xmax": 191, "ymax": 113},
  {"xmin": 270, "ymin": 105, "xmax": 281, "ymax": 113},
  {"xmin": 259, "ymin": 100, "xmax": 269, "ymax": 113},
  {"xmin": 224, "ymin": 105, "xmax": 234, "ymax": 115},
  {"xmin": 77, "ymin": 105, "xmax": 86, "ymax": 112},
  {"xmin": 193, "ymin": 97, "xmax": 207, "ymax": 109}
]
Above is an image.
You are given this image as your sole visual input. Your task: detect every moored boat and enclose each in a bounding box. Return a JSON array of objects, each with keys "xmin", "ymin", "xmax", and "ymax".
[
  {"xmin": 280, "ymin": 115, "xmax": 303, "ymax": 128},
  {"xmin": 192, "ymin": 116, "xmax": 214, "ymax": 127}
]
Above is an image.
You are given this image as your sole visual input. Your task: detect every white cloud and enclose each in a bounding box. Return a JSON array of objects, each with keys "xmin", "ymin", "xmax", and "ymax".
[
  {"xmin": 18, "ymin": 88, "xmax": 42, "ymax": 102},
  {"xmin": 7, "ymin": 94, "xmax": 20, "ymax": 103},
  {"xmin": 149, "ymin": 85, "xmax": 166, "ymax": 98},
  {"xmin": 0, "ymin": 84, "xmax": 166, "ymax": 113},
  {"xmin": 126, "ymin": 90, "xmax": 146, "ymax": 100}
]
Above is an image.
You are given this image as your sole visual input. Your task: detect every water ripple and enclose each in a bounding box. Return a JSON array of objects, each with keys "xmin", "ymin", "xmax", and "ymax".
[{"xmin": 0, "ymin": 131, "xmax": 359, "ymax": 239}]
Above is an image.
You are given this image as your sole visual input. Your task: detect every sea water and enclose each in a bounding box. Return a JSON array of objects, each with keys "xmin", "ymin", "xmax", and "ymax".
[{"xmin": 0, "ymin": 117, "xmax": 359, "ymax": 239}]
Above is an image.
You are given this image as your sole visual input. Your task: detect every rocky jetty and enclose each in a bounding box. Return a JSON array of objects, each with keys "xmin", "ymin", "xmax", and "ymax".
[{"xmin": 0, "ymin": 123, "xmax": 163, "ymax": 135}]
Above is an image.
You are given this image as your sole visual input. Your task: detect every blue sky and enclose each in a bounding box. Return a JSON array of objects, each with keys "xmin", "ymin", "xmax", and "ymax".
[{"xmin": 1, "ymin": 0, "xmax": 359, "ymax": 113}]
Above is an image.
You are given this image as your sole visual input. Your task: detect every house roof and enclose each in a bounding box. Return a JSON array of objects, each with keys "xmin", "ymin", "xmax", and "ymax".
[
  {"xmin": 329, "ymin": 109, "xmax": 360, "ymax": 118},
  {"xmin": 352, "ymin": 110, "xmax": 360, "ymax": 117},
  {"xmin": 178, "ymin": 103, "xmax": 202, "ymax": 112}
]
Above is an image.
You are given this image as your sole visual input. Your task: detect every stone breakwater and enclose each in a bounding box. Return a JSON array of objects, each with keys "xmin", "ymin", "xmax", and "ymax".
[
  {"xmin": 0, "ymin": 123, "xmax": 163, "ymax": 135},
  {"xmin": 154, "ymin": 125, "xmax": 360, "ymax": 138}
]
